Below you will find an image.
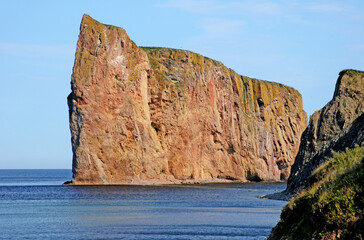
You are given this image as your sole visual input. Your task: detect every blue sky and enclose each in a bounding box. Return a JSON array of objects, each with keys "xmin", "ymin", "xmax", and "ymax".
[{"xmin": 1, "ymin": 0, "xmax": 363, "ymax": 169}]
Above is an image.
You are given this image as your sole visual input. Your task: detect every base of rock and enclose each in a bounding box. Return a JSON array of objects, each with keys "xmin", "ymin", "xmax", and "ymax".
[
  {"xmin": 263, "ymin": 191, "xmax": 292, "ymax": 201},
  {"xmin": 63, "ymin": 178, "xmax": 250, "ymax": 186}
]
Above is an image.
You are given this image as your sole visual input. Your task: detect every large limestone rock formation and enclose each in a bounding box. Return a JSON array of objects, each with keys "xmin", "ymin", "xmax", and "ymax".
[
  {"xmin": 68, "ymin": 15, "xmax": 307, "ymax": 185},
  {"xmin": 272, "ymin": 69, "xmax": 364, "ymax": 199}
]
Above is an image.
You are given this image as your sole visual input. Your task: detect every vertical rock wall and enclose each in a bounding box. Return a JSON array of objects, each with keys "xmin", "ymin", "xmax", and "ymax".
[{"xmin": 68, "ymin": 15, "xmax": 307, "ymax": 184}]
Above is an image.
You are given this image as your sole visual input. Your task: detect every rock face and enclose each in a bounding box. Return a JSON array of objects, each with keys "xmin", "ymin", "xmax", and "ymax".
[
  {"xmin": 276, "ymin": 69, "xmax": 364, "ymax": 199},
  {"xmin": 68, "ymin": 15, "xmax": 307, "ymax": 185}
]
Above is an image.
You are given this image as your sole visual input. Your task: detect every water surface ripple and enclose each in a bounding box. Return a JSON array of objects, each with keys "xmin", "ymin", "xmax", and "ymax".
[{"xmin": 0, "ymin": 170, "xmax": 286, "ymax": 239}]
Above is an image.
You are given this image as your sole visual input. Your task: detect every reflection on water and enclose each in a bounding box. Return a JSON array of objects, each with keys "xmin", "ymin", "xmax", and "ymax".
[{"xmin": 0, "ymin": 170, "xmax": 287, "ymax": 240}]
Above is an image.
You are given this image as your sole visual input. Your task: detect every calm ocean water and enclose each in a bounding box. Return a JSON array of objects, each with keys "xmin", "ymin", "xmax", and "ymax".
[{"xmin": 0, "ymin": 169, "xmax": 287, "ymax": 240}]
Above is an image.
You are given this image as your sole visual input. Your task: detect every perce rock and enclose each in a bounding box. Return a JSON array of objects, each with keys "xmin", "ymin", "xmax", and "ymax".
[{"xmin": 67, "ymin": 15, "xmax": 307, "ymax": 185}]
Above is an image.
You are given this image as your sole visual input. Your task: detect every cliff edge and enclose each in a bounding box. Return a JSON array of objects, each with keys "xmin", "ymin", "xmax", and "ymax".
[
  {"xmin": 269, "ymin": 70, "xmax": 364, "ymax": 199},
  {"xmin": 68, "ymin": 15, "xmax": 307, "ymax": 185}
]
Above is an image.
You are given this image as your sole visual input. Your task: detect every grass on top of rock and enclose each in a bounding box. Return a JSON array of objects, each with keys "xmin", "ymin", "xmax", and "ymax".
[
  {"xmin": 269, "ymin": 145, "xmax": 364, "ymax": 240},
  {"xmin": 340, "ymin": 69, "xmax": 364, "ymax": 78},
  {"xmin": 139, "ymin": 46, "xmax": 165, "ymax": 52}
]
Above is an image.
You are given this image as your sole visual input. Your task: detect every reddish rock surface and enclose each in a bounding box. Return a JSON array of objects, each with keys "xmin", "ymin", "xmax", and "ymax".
[{"xmin": 68, "ymin": 15, "xmax": 307, "ymax": 184}]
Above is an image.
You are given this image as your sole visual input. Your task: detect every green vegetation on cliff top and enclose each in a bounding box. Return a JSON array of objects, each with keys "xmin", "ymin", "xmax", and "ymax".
[
  {"xmin": 269, "ymin": 145, "xmax": 364, "ymax": 240},
  {"xmin": 339, "ymin": 69, "xmax": 364, "ymax": 78},
  {"xmin": 140, "ymin": 46, "xmax": 301, "ymax": 95}
]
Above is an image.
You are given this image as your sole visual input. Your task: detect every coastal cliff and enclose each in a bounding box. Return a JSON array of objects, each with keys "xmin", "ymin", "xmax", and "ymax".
[
  {"xmin": 268, "ymin": 69, "xmax": 364, "ymax": 239},
  {"xmin": 68, "ymin": 15, "xmax": 307, "ymax": 185},
  {"xmin": 270, "ymin": 70, "xmax": 364, "ymax": 199}
]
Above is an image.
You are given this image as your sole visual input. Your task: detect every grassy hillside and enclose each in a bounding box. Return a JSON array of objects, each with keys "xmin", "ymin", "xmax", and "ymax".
[{"xmin": 269, "ymin": 145, "xmax": 364, "ymax": 240}]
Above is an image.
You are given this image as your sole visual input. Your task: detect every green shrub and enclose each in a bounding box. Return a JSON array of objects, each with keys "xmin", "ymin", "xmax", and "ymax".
[{"xmin": 270, "ymin": 145, "xmax": 364, "ymax": 240}]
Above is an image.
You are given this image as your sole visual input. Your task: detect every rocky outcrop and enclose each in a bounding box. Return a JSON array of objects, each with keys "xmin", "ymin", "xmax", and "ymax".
[
  {"xmin": 269, "ymin": 69, "xmax": 364, "ymax": 199},
  {"xmin": 67, "ymin": 15, "xmax": 307, "ymax": 185}
]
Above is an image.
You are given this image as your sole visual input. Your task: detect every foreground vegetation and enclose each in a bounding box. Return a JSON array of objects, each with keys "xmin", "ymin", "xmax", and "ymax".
[{"xmin": 269, "ymin": 145, "xmax": 364, "ymax": 240}]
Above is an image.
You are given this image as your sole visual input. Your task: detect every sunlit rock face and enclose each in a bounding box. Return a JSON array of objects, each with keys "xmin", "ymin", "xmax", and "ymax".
[{"xmin": 68, "ymin": 15, "xmax": 307, "ymax": 185}]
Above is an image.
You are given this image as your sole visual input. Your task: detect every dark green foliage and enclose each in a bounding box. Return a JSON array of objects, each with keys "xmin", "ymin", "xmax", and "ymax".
[
  {"xmin": 270, "ymin": 145, "xmax": 364, "ymax": 240},
  {"xmin": 339, "ymin": 69, "xmax": 364, "ymax": 78},
  {"xmin": 139, "ymin": 46, "xmax": 165, "ymax": 52}
]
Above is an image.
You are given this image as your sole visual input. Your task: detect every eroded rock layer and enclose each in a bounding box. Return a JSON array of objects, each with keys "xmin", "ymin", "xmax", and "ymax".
[{"xmin": 68, "ymin": 15, "xmax": 307, "ymax": 184}]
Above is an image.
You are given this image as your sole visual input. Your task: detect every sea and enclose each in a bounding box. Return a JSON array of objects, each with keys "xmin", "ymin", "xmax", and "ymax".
[{"xmin": 0, "ymin": 169, "xmax": 287, "ymax": 240}]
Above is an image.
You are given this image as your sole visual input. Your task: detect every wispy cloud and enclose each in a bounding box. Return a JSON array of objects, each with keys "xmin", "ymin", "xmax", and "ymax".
[
  {"xmin": 199, "ymin": 18, "xmax": 245, "ymax": 38},
  {"xmin": 305, "ymin": 2, "xmax": 349, "ymax": 13},
  {"xmin": 230, "ymin": 1, "xmax": 283, "ymax": 15},
  {"xmin": 347, "ymin": 44, "xmax": 364, "ymax": 52},
  {"xmin": 159, "ymin": 0, "xmax": 360, "ymax": 19},
  {"xmin": 158, "ymin": 0, "xmax": 225, "ymax": 14},
  {"xmin": 0, "ymin": 42, "xmax": 74, "ymax": 59},
  {"xmin": 159, "ymin": 0, "xmax": 283, "ymax": 15}
]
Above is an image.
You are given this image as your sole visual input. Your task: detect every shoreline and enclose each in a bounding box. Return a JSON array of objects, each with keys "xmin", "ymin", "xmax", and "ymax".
[{"xmin": 63, "ymin": 178, "xmax": 286, "ymax": 186}]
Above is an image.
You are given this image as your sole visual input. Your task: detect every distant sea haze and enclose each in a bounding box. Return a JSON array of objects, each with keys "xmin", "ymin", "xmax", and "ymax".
[
  {"xmin": 0, "ymin": 169, "xmax": 286, "ymax": 239},
  {"xmin": 0, "ymin": 169, "xmax": 71, "ymax": 186}
]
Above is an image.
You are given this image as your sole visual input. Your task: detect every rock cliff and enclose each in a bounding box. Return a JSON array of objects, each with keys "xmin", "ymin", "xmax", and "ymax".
[
  {"xmin": 68, "ymin": 15, "xmax": 307, "ymax": 185},
  {"xmin": 270, "ymin": 69, "xmax": 364, "ymax": 199}
]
